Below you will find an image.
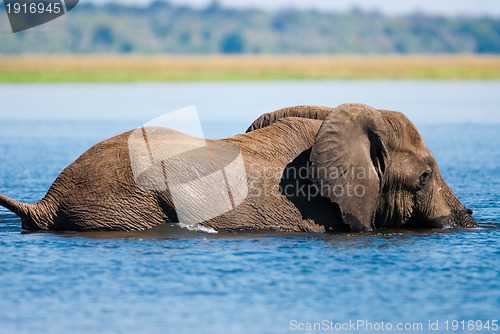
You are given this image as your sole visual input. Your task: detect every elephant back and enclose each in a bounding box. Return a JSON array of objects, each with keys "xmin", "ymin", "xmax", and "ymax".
[{"xmin": 246, "ymin": 105, "xmax": 334, "ymax": 132}]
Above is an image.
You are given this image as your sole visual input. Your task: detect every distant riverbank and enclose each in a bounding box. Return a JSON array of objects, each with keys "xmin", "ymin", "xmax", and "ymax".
[{"xmin": 1, "ymin": 55, "xmax": 500, "ymax": 82}]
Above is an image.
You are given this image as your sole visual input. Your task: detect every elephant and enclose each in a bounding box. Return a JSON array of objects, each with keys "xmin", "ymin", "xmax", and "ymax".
[{"xmin": 0, "ymin": 103, "xmax": 476, "ymax": 232}]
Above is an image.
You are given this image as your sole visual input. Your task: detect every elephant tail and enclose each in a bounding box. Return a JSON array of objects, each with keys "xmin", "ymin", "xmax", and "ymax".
[
  {"xmin": 1, "ymin": 193, "xmax": 56, "ymax": 230},
  {"xmin": 0, "ymin": 193, "xmax": 30, "ymax": 218}
]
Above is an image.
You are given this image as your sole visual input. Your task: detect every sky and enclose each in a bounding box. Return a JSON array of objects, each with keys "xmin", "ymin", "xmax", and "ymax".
[{"xmin": 87, "ymin": 0, "xmax": 500, "ymax": 16}]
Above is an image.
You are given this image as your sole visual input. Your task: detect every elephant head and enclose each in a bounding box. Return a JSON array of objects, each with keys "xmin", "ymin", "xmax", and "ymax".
[{"xmin": 248, "ymin": 103, "xmax": 477, "ymax": 232}]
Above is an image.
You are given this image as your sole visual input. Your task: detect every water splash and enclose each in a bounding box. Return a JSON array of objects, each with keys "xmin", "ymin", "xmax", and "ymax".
[{"xmin": 185, "ymin": 224, "xmax": 218, "ymax": 234}]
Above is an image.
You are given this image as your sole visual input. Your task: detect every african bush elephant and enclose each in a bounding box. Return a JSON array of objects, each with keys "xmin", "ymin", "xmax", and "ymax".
[{"xmin": 0, "ymin": 103, "xmax": 476, "ymax": 232}]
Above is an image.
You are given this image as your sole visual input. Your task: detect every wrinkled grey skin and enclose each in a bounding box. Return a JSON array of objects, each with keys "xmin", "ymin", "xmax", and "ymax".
[{"xmin": 0, "ymin": 103, "xmax": 476, "ymax": 232}]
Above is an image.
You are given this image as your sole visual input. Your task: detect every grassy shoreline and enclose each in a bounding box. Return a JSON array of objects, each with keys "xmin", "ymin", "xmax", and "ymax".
[{"xmin": 1, "ymin": 55, "xmax": 500, "ymax": 82}]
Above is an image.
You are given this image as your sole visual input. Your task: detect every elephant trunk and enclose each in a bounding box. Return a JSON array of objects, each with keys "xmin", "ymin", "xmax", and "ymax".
[
  {"xmin": 439, "ymin": 178, "xmax": 477, "ymax": 228},
  {"xmin": 408, "ymin": 173, "xmax": 477, "ymax": 229}
]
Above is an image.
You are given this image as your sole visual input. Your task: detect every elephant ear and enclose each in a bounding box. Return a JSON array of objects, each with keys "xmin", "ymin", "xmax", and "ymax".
[
  {"xmin": 246, "ymin": 105, "xmax": 334, "ymax": 132},
  {"xmin": 310, "ymin": 103, "xmax": 388, "ymax": 232}
]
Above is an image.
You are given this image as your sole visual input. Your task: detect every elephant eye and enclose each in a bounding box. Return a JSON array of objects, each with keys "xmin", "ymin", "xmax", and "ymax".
[{"xmin": 419, "ymin": 170, "xmax": 432, "ymax": 186}]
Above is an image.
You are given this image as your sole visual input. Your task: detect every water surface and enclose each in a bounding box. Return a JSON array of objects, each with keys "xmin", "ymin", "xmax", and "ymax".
[{"xmin": 0, "ymin": 81, "xmax": 499, "ymax": 334}]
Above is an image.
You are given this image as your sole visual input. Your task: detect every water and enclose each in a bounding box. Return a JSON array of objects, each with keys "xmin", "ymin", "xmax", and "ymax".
[{"xmin": 0, "ymin": 81, "xmax": 499, "ymax": 333}]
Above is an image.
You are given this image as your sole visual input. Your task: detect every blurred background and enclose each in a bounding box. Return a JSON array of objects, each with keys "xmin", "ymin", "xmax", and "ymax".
[{"xmin": 1, "ymin": 0, "xmax": 500, "ymax": 54}]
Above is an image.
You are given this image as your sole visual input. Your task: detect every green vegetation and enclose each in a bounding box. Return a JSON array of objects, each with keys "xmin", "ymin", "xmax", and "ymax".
[
  {"xmin": 0, "ymin": 1, "xmax": 499, "ymax": 54},
  {"xmin": 1, "ymin": 55, "xmax": 500, "ymax": 82},
  {"xmin": 1, "ymin": 1, "xmax": 499, "ymax": 82}
]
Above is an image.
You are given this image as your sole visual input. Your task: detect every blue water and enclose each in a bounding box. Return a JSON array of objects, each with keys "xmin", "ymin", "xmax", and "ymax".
[{"xmin": 1, "ymin": 82, "xmax": 500, "ymax": 334}]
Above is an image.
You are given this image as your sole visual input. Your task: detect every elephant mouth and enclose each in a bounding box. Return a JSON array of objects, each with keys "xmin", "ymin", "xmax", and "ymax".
[{"xmin": 404, "ymin": 209, "xmax": 478, "ymax": 229}]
